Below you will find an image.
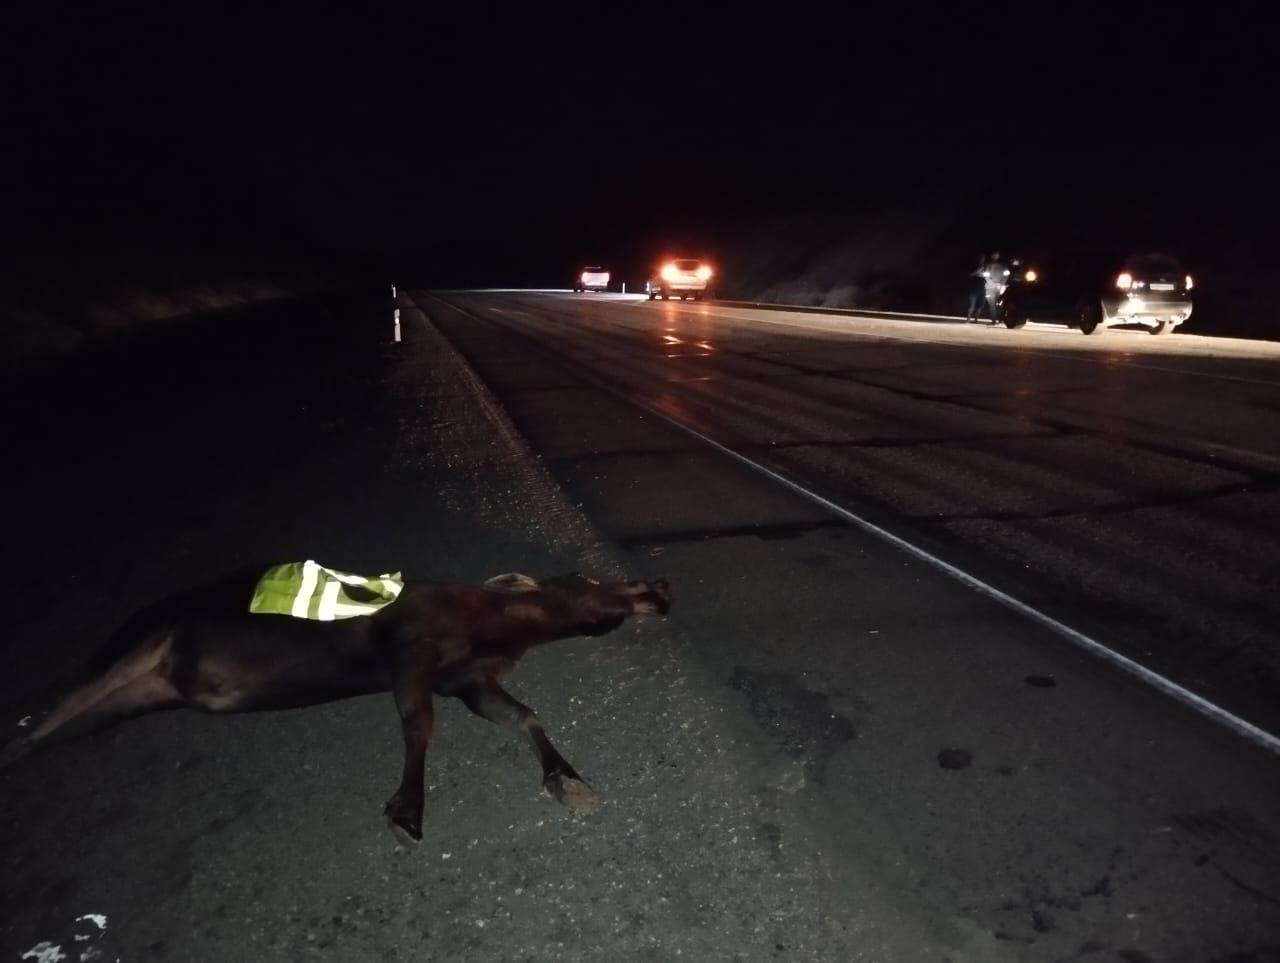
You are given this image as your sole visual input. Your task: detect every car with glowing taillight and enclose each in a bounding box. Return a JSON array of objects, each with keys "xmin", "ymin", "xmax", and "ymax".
[
  {"xmin": 574, "ymin": 266, "xmax": 610, "ymax": 293},
  {"xmin": 645, "ymin": 258, "xmax": 713, "ymax": 300},
  {"xmin": 996, "ymin": 251, "xmax": 1194, "ymax": 335}
]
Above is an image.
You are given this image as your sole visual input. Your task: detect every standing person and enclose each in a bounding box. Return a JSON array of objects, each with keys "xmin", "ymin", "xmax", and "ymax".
[
  {"xmin": 983, "ymin": 251, "xmax": 1011, "ymax": 324},
  {"xmin": 966, "ymin": 254, "xmax": 987, "ymax": 321}
]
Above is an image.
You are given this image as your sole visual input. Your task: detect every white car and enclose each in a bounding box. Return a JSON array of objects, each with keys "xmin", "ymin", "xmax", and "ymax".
[
  {"xmin": 574, "ymin": 267, "xmax": 610, "ymax": 293},
  {"xmin": 646, "ymin": 258, "xmax": 713, "ymax": 300}
]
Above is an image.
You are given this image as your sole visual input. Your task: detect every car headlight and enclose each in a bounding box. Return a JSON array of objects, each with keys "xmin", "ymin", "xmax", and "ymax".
[
  {"xmin": 580, "ymin": 272, "xmax": 588, "ymax": 283},
  {"xmin": 1024, "ymin": 269, "xmax": 1037, "ymax": 283},
  {"xmin": 696, "ymin": 265, "xmax": 712, "ymax": 281},
  {"xmin": 660, "ymin": 264, "xmax": 678, "ymax": 282},
  {"xmin": 1115, "ymin": 272, "xmax": 1133, "ymax": 290}
]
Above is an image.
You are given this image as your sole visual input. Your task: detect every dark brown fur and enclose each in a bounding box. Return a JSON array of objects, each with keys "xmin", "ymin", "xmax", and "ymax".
[{"xmin": 0, "ymin": 568, "xmax": 671, "ymax": 842}]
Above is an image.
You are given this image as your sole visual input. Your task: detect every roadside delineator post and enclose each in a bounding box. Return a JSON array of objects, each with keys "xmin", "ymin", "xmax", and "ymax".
[
  {"xmin": 391, "ymin": 283, "xmax": 397, "ymax": 299},
  {"xmin": 393, "ymin": 308, "xmax": 401, "ymax": 343},
  {"xmin": 622, "ymin": 282, "xmax": 626, "ymax": 294}
]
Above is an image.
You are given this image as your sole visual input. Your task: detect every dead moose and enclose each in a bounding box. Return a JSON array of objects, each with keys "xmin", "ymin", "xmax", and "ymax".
[{"xmin": 0, "ymin": 567, "xmax": 672, "ymax": 842}]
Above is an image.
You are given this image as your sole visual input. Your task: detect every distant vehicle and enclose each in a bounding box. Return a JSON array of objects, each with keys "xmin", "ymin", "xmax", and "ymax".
[
  {"xmin": 574, "ymin": 267, "xmax": 610, "ymax": 293},
  {"xmin": 998, "ymin": 251, "xmax": 1194, "ymax": 335},
  {"xmin": 645, "ymin": 258, "xmax": 713, "ymax": 301}
]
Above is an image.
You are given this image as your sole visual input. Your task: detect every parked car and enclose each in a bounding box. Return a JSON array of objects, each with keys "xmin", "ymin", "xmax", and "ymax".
[
  {"xmin": 645, "ymin": 258, "xmax": 713, "ymax": 300},
  {"xmin": 998, "ymin": 251, "xmax": 1194, "ymax": 335},
  {"xmin": 574, "ymin": 267, "xmax": 610, "ymax": 293}
]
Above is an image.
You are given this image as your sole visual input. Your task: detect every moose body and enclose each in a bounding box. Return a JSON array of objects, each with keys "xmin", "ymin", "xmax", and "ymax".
[{"xmin": 0, "ymin": 567, "xmax": 671, "ymax": 842}]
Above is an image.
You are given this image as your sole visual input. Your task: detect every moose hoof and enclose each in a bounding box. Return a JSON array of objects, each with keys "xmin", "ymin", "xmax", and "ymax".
[
  {"xmin": 383, "ymin": 795, "xmax": 423, "ymax": 844},
  {"xmin": 545, "ymin": 772, "xmax": 599, "ymax": 813},
  {"xmin": 388, "ymin": 819, "xmax": 422, "ymax": 847}
]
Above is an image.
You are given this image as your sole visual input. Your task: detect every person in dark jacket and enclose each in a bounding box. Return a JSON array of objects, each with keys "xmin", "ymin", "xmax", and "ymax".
[{"xmin": 966, "ymin": 254, "xmax": 987, "ymax": 321}]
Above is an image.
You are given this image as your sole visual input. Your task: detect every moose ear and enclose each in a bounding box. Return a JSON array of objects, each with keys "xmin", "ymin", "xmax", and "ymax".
[{"xmin": 484, "ymin": 572, "xmax": 541, "ymax": 594}]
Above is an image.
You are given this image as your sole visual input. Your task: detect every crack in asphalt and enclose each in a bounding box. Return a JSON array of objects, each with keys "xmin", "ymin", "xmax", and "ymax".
[{"xmin": 614, "ymin": 520, "xmax": 848, "ymax": 548}]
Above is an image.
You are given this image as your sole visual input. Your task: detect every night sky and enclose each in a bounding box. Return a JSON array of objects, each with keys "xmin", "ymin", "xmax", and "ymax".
[{"xmin": 5, "ymin": 3, "xmax": 1276, "ymax": 301}]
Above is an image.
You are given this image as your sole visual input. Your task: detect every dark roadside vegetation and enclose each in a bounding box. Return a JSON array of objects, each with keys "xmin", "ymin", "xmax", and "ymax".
[{"xmin": 0, "ymin": 241, "xmax": 374, "ymax": 377}]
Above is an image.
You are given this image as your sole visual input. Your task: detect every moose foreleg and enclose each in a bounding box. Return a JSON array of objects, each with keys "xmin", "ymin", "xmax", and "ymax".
[
  {"xmin": 456, "ymin": 678, "xmax": 598, "ymax": 813},
  {"xmin": 384, "ymin": 662, "xmax": 436, "ymax": 844}
]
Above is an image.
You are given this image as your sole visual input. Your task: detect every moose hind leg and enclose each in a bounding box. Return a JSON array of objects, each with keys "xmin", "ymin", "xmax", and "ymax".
[
  {"xmin": 456, "ymin": 679, "xmax": 598, "ymax": 813},
  {"xmin": 2, "ymin": 671, "xmax": 181, "ymax": 769}
]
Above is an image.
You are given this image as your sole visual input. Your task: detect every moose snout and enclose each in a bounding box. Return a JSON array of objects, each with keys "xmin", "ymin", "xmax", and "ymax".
[{"xmin": 631, "ymin": 578, "xmax": 671, "ymax": 617}]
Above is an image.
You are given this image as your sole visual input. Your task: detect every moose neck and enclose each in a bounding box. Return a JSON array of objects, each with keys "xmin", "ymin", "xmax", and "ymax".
[{"xmin": 498, "ymin": 597, "xmax": 627, "ymax": 645}]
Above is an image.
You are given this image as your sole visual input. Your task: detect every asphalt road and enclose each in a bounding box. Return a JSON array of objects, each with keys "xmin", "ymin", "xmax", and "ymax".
[
  {"xmin": 446, "ymin": 293, "xmax": 1280, "ymax": 741},
  {"xmin": 2, "ymin": 289, "xmax": 1278, "ymax": 962}
]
